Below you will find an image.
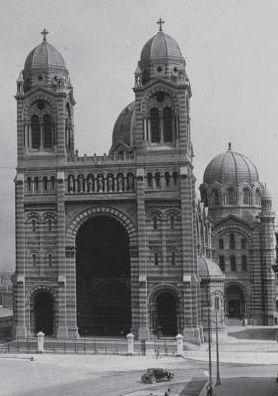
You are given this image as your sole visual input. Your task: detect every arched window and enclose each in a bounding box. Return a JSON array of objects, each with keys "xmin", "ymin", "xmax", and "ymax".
[
  {"xmin": 34, "ymin": 177, "xmax": 39, "ymax": 192},
  {"xmin": 50, "ymin": 176, "xmax": 56, "ymax": 191},
  {"xmin": 153, "ymin": 217, "xmax": 157, "ymax": 229},
  {"xmin": 164, "ymin": 172, "xmax": 170, "ymax": 187},
  {"xmin": 147, "ymin": 173, "xmax": 152, "ymax": 188},
  {"xmin": 31, "ymin": 115, "xmax": 40, "ymax": 149},
  {"xmin": 43, "ymin": 114, "xmax": 52, "ymax": 148},
  {"xmin": 127, "ymin": 173, "xmax": 134, "ymax": 191},
  {"xmin": 212, "ymin": 189, "xmax": 219, "ymax": 206},
  {"xmin": 242, "ymin": 255, "xmax": 247, "ymax": 271},
  {"xmin": 154, "ymin": 252, "xmax": 159, "ymax": 266},
  {"xmin": 230, "ymin": 255, "xmax": 236, "ymax": 271},
  {"xmin": 27, "ymin": 177, "xmax": 32, "ymax": 193},
  {"xmin": 163, "ymin": 107, "xmax": 173, "ymax": 142},
  {"xmin": 77, "ymin": 175, "xmax": 84, "ymax": 192},
  {"xmin": 215, "ymin": 296, "xmax": 220, "ymax": 310},
  {"xmin": 154, "ymin": 172, "xmax": 160, "ymax": 188},
  {"xmin": 219, "ymin": 255, "xmax": 225, "ymax": 271},
  {"xmin": 150, "ymin": 108, "xmax": 160, "ymax": 143},
  {"xmin": 172, "ymin": 171, "xmax": 178, "ymax": 186},
  {"xmin": 42, "ymin": 176, "xmax": 48, "ymax": 192},
  {"xmin": 241, "ymin": 238, "xmax": 247, "ymax": 250},
  {"xmin": 48, "ymin": 254, "xmax": 53, "ymax": 266},
  {"xmin": 219, "ymin": 238, "xmax": 224, "ymax": 250},
  {"xmin": 255, "ymin": 189, "xmax": 261, "ymax": 205},
  {"xmin": 227, "ymin": 188, "xmax": 236, "ymax": 205},
  {"xmin": 32, "ymin": 253, "xmax": 37, "ymax": 266},
  {"xmin": 230, "ymin": 233, "xmax": 235, "ymax": 249},
  {"xmin": 48, "ymin": 219, "xmax": 52, "ymax": 232},
  {"xmin": 243, "ymin": 188, "xmax": 251, "ymax": 205},
  {"xmin": 171, "ymin": 251, "xmax": 176, "ymax": 266},
  {"xmin": 32, "ymin": 219, "xmax": 36, "ymax": 232}
]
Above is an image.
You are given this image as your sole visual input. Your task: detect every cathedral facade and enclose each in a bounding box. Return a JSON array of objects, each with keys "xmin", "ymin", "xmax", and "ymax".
[{"xmin": 13, "ymin": 24, "xmax": 275, "ymax": 341}]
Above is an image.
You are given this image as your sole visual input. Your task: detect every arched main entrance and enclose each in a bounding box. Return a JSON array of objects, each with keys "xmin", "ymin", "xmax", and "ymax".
[
  {"xmin": 76, "ymin": 215, "xmax": 131, "ymax": 336},
  {"xmin": 33, "ymin": 291, "xmax": 54, "ymax": 335},
  {"xmin": 154, "ymin": 291, "xmax": 177, "ymax": 336},
  {"xmin": 226, "ymin": 284, "xmax": 245, "ymax": 319}
]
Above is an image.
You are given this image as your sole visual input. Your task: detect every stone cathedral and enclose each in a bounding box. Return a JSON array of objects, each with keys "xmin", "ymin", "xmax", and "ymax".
[{"xmin": 13, "ymin": 23, "xmax": 277, "ymax": 342}]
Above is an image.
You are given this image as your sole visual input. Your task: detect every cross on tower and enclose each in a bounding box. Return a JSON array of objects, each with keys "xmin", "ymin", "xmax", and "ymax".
[
  {"xmin": 41, "ymin": 28, "xmax": 49, "ymax": 42},
  {"xmin": 156, "ymin": 18, "xmax": 165, "ymax": 32}
]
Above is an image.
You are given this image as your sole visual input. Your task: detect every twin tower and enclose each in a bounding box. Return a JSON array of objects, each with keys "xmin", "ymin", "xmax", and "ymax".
[{"xmin": 13, "ymin": 24, "xmax": 277, "ymax": 341}]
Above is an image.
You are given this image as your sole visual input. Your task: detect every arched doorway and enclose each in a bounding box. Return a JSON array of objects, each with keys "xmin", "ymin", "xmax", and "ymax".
[
  {"xmin": 155, "ymin": 291, "xmax": 177, "ymax": 336},
  {"xmin": 76, "ymin": 215, "xmax": 131, "ymax": 336},
  {"xmin": 226, "ymin": 284, "xmax": 245, "ymax": 319},
  {"xmin": 33, "ymin": 291, "xmax": 54, "ymax": 335}
]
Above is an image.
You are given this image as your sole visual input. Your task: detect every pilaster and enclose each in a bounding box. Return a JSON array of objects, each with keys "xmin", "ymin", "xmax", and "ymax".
[
  {"xmin": 136, "ymin": 168, "xmax": 149, "ymax": 339},
  {"xmin": 56, "ymin": 171, "xmax": 68, "ymax": 337},
  {"xmin": 14, "ymin": 173, "xmax": 27, "ymax": 337}
]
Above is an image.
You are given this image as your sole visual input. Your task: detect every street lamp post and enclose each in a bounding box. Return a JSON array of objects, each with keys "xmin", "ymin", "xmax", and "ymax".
[
  {"xmin": 215, "ymin": 303, "xmax": 221, "ymax": 385},
  {"xmin": 207, "ymin": 294, "xmax": 213, "ymax": 395}
]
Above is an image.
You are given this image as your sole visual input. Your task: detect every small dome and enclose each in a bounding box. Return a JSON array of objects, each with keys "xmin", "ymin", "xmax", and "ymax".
[
  {"xmin": 197, "ymin": 256, "xmax": 224, "ymax": 279},
  {"xmin": 141, "ymin": 31, "xmax": 183, "ymax": 63},
  {"xmin": 111, "ymin": 102, "xmax": 135, "ymax": 149},
  {"xmin": 24, "ymin": 41, "xmax": 67, "ymax": 73},
  {"xmin": 261, "ymin": 186, "xmax": 272, "ymax": 200},
  {"xmin": 204, "ymin": 144, "xmax": 259, "ymax": 185}
]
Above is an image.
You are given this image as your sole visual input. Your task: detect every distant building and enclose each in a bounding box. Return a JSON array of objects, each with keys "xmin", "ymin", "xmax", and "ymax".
[{"xmin": 0, "ymin": 272, "xmax": 13, "ymax": 309}]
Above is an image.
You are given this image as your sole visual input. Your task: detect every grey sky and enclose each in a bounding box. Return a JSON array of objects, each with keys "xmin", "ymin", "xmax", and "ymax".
[{"xmin": 0, "ymin": 0, "xmax": 278, "ymax": 270}]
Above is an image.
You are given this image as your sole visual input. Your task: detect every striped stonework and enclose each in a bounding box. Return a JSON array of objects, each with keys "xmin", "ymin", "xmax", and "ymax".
[{"xmin": 14, "ymin": 31, "xmax": 226, "ymax": 343}]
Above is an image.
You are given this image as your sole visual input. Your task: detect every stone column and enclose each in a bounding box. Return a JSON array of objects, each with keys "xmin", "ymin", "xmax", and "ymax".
[
  {"xmin": 56, "ymin": 171, "xmax": 68, "ymax": 338},
  {"xmin": 136, "ymin": 168, "xmax": 149, "ymax": 340},
  {"xmin": 180, "ymin": 165, "xmax": 201, "ymax": 344},
  {"xmin": 14, "ymin": 173, "xmax": 27, "ymax": 338}
]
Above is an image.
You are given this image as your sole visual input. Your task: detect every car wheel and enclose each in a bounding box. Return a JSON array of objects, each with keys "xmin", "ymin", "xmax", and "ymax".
[{"xmin": 150, "ymin": 376, "xmax": 156, "ymax": 384}]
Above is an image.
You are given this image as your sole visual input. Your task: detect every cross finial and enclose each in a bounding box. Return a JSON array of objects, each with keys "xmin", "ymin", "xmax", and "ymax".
[
  {"xmin": 228, "ymin": 142, "xmax": 232, "ymax": 150},
  {"xmin": 41, "ymin": 28, "xmax": 49, "ymax": 42},
  {"xmin": 156, "ymin": 18, "xmax": 165, "ymax": 32}
]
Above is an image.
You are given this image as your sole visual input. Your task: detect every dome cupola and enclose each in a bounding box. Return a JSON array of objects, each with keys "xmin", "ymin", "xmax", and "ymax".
[
  {"xmin": 203, "ymin": 143, "xmax": 259, "ymax": 186},
  {"xmin": 110, "ymin": 102, "xmax": 135, "ymax": 154},
  {"xmin": 138, "ymin": 19, "xmax": 187, "ymax": 85},
  {"xmin": 201, "ymin": 144, "xmax": 263, "ymax": 209},
  {"xmin": 22, "ymin": 29, "xmax": 69, "ymax": 92}
]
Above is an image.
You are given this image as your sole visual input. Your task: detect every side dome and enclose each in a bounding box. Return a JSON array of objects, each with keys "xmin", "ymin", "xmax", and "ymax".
[
  {"xmin": 203, "ymin": 144, "xmax": 259, "ymax": 185},
  {"xmin": 110, "ymin": 102, "xmax": 135, "ymax": 153},
  {"xmin": 197, "ymin": 256, "xmax": 224, "ymax": 280}
]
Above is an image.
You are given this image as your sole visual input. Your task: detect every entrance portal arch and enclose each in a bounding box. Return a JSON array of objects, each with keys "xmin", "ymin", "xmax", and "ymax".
[
  {"xmin": 151, "ymin": 290, "xmax": 178, "ymax": 336},
  {"xmin": 76, "ymin": 215, "xmax": 131, "ymax": 336},
  {"xmin": 32, "ymin": 290, "xmax": 54, "ymax": 335},
  {"xmin": 226, "ymin": 284, "xmax": 245, "ymax": 319}
]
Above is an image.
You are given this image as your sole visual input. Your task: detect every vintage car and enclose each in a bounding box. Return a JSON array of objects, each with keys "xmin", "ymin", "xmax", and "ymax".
[{"xmin": 141, "ymin": 368, "xmax": 174, "ymax": 384}]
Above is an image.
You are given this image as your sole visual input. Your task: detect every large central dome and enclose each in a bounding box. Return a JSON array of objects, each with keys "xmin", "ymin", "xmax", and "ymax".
[{"xmin": 203, "ymin": 144, "xmax": 259, "ymax": 185}]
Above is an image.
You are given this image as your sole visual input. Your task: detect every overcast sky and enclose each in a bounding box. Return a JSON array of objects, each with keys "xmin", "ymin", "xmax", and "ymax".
[{"xmin": 0, "ymin": 0, "xmax": 278, "ymax": 271}]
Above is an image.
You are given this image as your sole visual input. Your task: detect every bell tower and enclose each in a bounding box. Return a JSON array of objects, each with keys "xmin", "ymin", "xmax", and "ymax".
[
  {"xmin": 133, "ymin": 19, "xmax": 192, "ymax": 157},
  {"xmin": 14, "ymin": 31, "xmax": 75, "ymax": 338},
  {"xmin": 15, "ymin": 29, "xmax": 75, "ymax": 165}
]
